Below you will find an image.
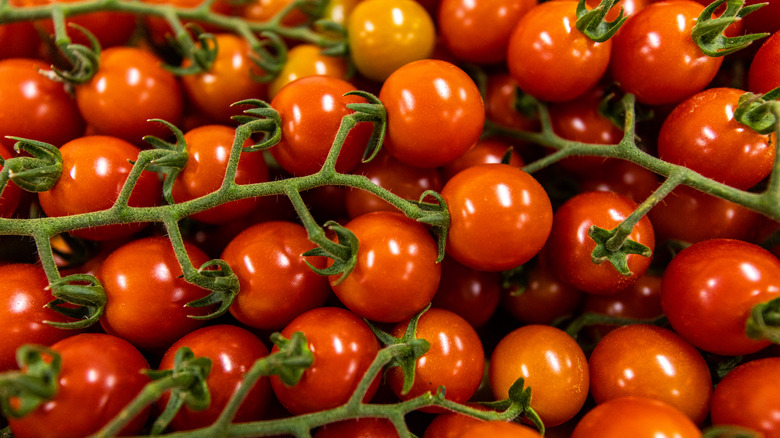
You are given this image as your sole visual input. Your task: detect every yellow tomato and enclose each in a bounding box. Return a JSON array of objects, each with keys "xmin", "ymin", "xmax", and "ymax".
[{"xmin": 268, "ymin": 44, "xmax": 350, "ymax": 98}]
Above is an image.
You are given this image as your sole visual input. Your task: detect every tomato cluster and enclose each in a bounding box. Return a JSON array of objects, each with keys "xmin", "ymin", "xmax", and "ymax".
[{"xmin": 0, "ymin": 0, "xmax": 779, "ymax": 436}]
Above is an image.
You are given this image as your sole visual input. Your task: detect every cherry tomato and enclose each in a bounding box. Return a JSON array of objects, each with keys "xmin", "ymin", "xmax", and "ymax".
[
  {"xmin": 457, "ymin": 421, "xmax": 543, "ymax": 438},
  {"xmin": 315, "ymin": 418, "xmax": 399, "ymax": 437},
  {"xmin": 270, "ymin": 76, "xmax": 374, "ymax": 176},
  {"xmin": 143, "ymin": 0, "xmax": 235, "ymax": 45},
  {"xmin": 660, "ymin": 238, "xmax": 780, "ymax": 356},
  {"xmin": 609, "ymin": 0, "xmax": 722, "ymax": 105},
  {"xmin": 37, "ymin": 135, "xmax": 162, "ymax": 241},
  {"xmin": 221, "ymin": 220, "xmax": 331, "ymax": 330},
  {"xmin": 748, "ymin": 30, "xmax": 780, "ymax": 94},
  {"xmin": 588, "ymin": 324, "xmax": 712, "ymax": 424},
  {"xmin": 507, "ymin": 1, "xmax": 611, "ymax": 102},
  {"xmin": 270, "ymin": 307, "xmax": 381, "ymax": 415},
  {"xmin": 546, "ymin": 191, "xmax": 655, "ymax": 295},
  {"xmin": 20, "ymin": 0, "xmax": 135, "ymax": 48},
  {"xmin": 387, "ymin": 309, "xmax": 485, "ymax": 409},
  {"xmin": 423, "ymin": 410, "xmax": 487, "ymax": 438},
  {"xmin": 347, "ymin": 0, "xmax": 435, "ymax": 82},
  {"xmin": 0, "ymin": 142, "xmax": 21, "ymax": 218},
  {"xmin": 8, "ymin": 333, "xmax": 151, "ymax": 438},
  {"xmin": 322, "ymin": 0, "xmax": 364, "ymax": 26},
  {"xmin": 440, "ymin": 137, "xmax": 525, "ymax": 182},
  {"xmin": 172, "ymin": 125, "xmax": 269, "ymax": 224},
  {"xmin": 181, "ymin": 33, "xmax": 269, "ymax": 125},
  {"xmin": 0, "ymin": 21, "xmax": 40, "ymax": 60},
  {"xmin": 438, "ymin": 0, "xmax": 537, "ymax": 64},
  {"xmin": 742, "ymin": 0, "xmax": 780, "ymax": 35},
  {"xmin": 658, "ymin": 87, "xmax": 774, "ymax": 190},
  {"xmin": 76, "ymin": 46, "xmax": 183, "ymax": 144},
  {"xmin": 442, "ymin": 163, "xmax": 553, "ymax": 272},
  {"xmin": 0, "ymin": 264, "xmax": 76, "ymax": 372},
  {"xmin": 710, "ymin": 357, "xmax": 780, "ymax": 438},
  {"xmin": 484, "ymin": 72, "xmax": 539, "ymax": 133},
  {"xmin": 157, "ymin": 325, "xmax": 272, "ymax": 431},
  {"xmin": 431, "ymin": 256, "xmax": 501, "ymax": 328},
  {"xmin": 571, "ymin": 396, "xmax": 702, "ymax": 438},
  {"xmin": 269, "ymin": 44, "xmax": 349, "ymax": 99},
  {"xmin": 241, "ymin": 0, "xmax": 311, "ymax": 26},
  {"xmin": 0, "ymin": 58, "xmax": 84, "ymax": 149},
  {"xmin": 489, "ymin": 324, "xmax": 589, "ymax": 427},
  {"xmin": 581, "ymin": 273, "xmax": 662, "ymax": 339},
  {"xmin": 98, "ymin": 236, "xmax": 213, "ymax": 351},
  {"xmin": 329, "ymin": 211, "xmax": 440, "ymax": 323},
  {"xmin": 379, "ymin": 59, "xmax": 485, "ymax": 168},
  {"xmin": 345, "ymin": 151, "xmax": 443, "ymax": 219},
  {"xmin": 579, "ymin": 159, "xmax": 659, "ymax": 204}
]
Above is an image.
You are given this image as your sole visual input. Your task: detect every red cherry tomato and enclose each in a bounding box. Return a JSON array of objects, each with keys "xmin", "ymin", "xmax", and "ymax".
[
  {"xmin": 329, "ymin": 211, "xmax": 440, "ymax": 323},
  {"xmin": 440, "ymin": 137, "xmax": 525, "ymax": 182},
  {"xmin": 489, "ymin": 324, "xmax": 589, "ymax": 427},
  {"xmin": 387, "ymin": 309, "xmax": 485, "ymax": 410},
  {"xmin": 270, "ymin": 307, "xmax": 381, "ymax": 415},
  {"xmin": 442, "ymin": 163, "xmax": 553, "ymax": 272},
  {"xmin": 157, "ymin": 325, "xmax": 272, "ymax": 431},
  {"xmin": 748, "ymin": 30, "xmax": 780, "ymax": 93},
  {"xmin": 571, "ymin": 396, "xmax": 702, "ymax": 438},
  {"xmin": 484, "ymin": 72, "xmax": 539, "ymax": 133},
  {"xmin": 507, "ymin": 1, "xmax": 611, "ymax": 102},
  {"xmin": 423, "ymin": 410, "xmax": 488, "ymax": 438},
  {"xmin": 37, "ymin": 135, "xmax": 162, "ymax": 241},
  {"xmin": 221, "ymin": 220, "xmax": 331, "ymax": 330},
  {"xmin": 710, "ymin": 357, "xmax": 780, "ymax": 437},
  {"xmin": 579, "ymin": 159, "xmax": 660, "ymax": 204},
  {"xmin": 431, "ymin": 256, "xmax": 501, "ymax": 328},
  {"xmin": 20, "ymin": 0, "xmax": 135, "ymax": 48},
  {"xmin": 581, "ymin": 273, "xmax": 663, "ymax": 339},
  {"xmin": 660, "ymin": 238, "xmax": 780, "ymax": 356},
  {"xmin": 0, "ymin": 21, "xmax": 39, "ymax": 60},
  {"xmin": 315, "ymin": 418, "xmax": 399, "ymax": 438},
  {"xmin": 379, "ymin": 59, "xmax": 485, "ymax": 168},
  {"xmin": 98, "ymin": 236, "xmax": 213, "ymax": 351},
  {"xmin": 7, "ymin": 333, "xmax": 151, "ymax": 438},
  {"xmin": 457, "ymin": 421, "xmax": 543, "ymax": 438}
]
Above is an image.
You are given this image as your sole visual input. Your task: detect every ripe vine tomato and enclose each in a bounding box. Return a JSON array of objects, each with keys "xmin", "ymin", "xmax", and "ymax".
[
  {"xmin": 329, "ymin": 211, "xmax": 440, "ymax": 323},
  {"xmin": 457, "ymin": 421, "xmax": 543, "ymax": 438},
  {"xmin": 221, "ymin": 220, "xmax": 331, "ymax": 330},
  {"xmin": 489, "ymin": 324, "xmax": 589, "ymax": 427},
  {"xmin": 431, "ymin": 256, "xmax": 501, "ymax": 328},
  {"xmin": 347, "ymin": 0, "xmax": 435, "ymax": 82},
  {"xmin": 484, "ymin": 73, "xmax": 539, "ymax": 132},
  {"xmin": 7, "ymin": 333, "xmax": 151, "ymax": 438},
  {"xmin": 19, "ymin": 0, "xmax": 135, "ymax": 48},
  {"xmin": 0, "ymin": 21, "xmax": 39, "ymax": 60},
  {"xmin": 181, "ymin": 33, "xmax": 269, "ymax": 125},
  {"xmin": 442, "ymin": 163, "xmax": 552, "ymax": 272},
  {"xmin": 438, "ymin": 0, "xmax": 537, "ymax": 64},
  {"xmin": 76, "ymin": 46, "xmax": 183, "ymax": 144},
  {"xmin": 581, "ymin": 273, "xmax": 662, "ymax": 339},
  {"xmin": 748, "ymin": 30, "xmax": 780, "ymax": 94},
  {"xmin": 571, "ymin": 396, "xmax": 702, "ymax": 438},
  {"xmin": 37, "ymin": 135, "xmax": 162, "ymax": 241},
  {"xmin": 0, "ymin": 142, "xmax": 21, "ymax": 218},
  {"xmin": 98, "ymin": 236, "xmax": 213, "ymax": 351},
  {"xmin": 387, "ymin": 309, "xmax": 485, "ymax": 410},
  {"xmin": 0, "ymin": 264, "xmax": 76, "ymax": 372},
  {"xmin": 269, "ymin": 44, "xmax": 350, "ymax": 99},
  {"xmin": 506, "ymin": 1, "xmax": 611, "ymax": 102},
  {"xmin": 660, "ymin": 238, "xmax": 780, "ymax": 356},
  {"xmin": 658, "ymin": 87, "xmax": 774, "ymax": 190},
  {"xmin": 440, "ymin": 137, "xmax": 524, "ymax": 182},
  {"xmin": 315, "ymin": 418, "xmax": 399, "ymax": 437},
  {"xmin": 423, "ymin": 409, "xmax": 488, "ymax": 438},
  {"xmin": 0, "ymin": 58, "xmax": 84, "ymax": 149},
  {"xmin": 241, "ymin": 0, "xmax": 311, "ymax": 26},
  {"xmin": 609, "ymin": 0, "xmax": 722, "ymax": 105},
  {"xmin": 710, "ymin": 357, "xmax": 780, "ymax": 437},
  {"xmin": 172, "ymin": 125, "xmax": 269, "ymax": 224},
  {"xmin": 271, "ymin": 76, "xmax": 374, "ymax": 176},
  {"xmin": 270, "ymin": 307, "xmax": 381, "ymax": 415},
  {"xmin": 157, "ymin": 325, "xmax": 272, "ymax": 431},
  {"xmin": 379, "ymin": 59, "xmax": 485, "ymax": 168},
  {"xmin": 588, "ymin": 324, "xmax": 712, "ymax": 424},
  {"xmin": 546, "ymin": 191, "xmax": 655, "ymax": 295},
  {"xmin": 143, "ymin": 0, "xmax": 234, "ymax": 45}
]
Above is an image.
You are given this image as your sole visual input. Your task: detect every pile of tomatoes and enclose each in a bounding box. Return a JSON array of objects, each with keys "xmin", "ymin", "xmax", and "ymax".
[{"xmin": 0, "ymin": 0, "xmax": 779, "ymax": 435}]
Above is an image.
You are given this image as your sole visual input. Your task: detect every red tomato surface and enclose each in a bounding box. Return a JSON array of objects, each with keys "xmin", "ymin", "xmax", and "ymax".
[
  {"xmin": 571, "ymin": 396, "xmax": 702, "ymax": 438},
  {"xmin": 0, "ymin": 22, "xmax": 39, "ymax": 60},
  {"xmin": 440, "ymin": 137, "xmax": 525, "ymax": 182},
  {"xmin": 484, "ymin": 72, "xmax": 539, "ymax": 132},
  {"xmin": 431, "ymin": 256, "xmax": 501, "ymax": 328},
  {"xmin": 423, "ymin": 410, "xmax": 486, "ymax": 438},
  {"xmin": 20, "ymin": 0, "xmax": 136, "ymax": 48},
  {"xmin": 457, "ymin": 421, "xmax": 543, "ymax": 438},
  {"xmin": 269, "ymin": 44, "xmax": 349, "ymax": 99},
  {"xmin": 315, "ymin": 418, "xmax": 399, "ymax": 437},
  {"xmin": 748, "ymin": 30, "xmax": 780, "ymax": 93},
  {"xmin": 581, "ymin": 273, "xmax": 663, "ymax": 339}
]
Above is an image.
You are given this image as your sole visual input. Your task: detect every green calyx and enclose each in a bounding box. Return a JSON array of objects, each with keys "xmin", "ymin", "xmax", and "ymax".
[
  {"xmin": 184, "ymin": 259, "xmax": 241, "ymax": 320},
  {"xmin": 302, "ymin": 220, "xmax": 359, "ymax": 284},
  {"xmin": 268, "ymin": 332, "xmax": 315, "ymax": 387},
  {"xmin": 47, "ymin": 23, "xmax": 101, "ymax": 85},
  {"xmin": 734, "ymin": 86, "xmax": 780, "ymax": 135},
  {"xmin": 0, "ymin": 345, "xmax": 61, "ymax": 419},
  {"xmin": 143, "ymin": 119, "xmax": 189, "ymax": 205},
  {"xmin": 1, "ymin": 138, "xmax": 62, "ymax": 193},
  {"xmin": 164, "ymin": 23, "xmax": 219, "ymax": 76},
  {"xmin": 745, "ymin": 296, "xmax": 780, "ymax": 344},
  {"xmin": 691, "ymin": 0, "xmax": 769, "ymax": 57},
  {"xmin": 589, "ymin": 225, "xmax": 652, "ymax": 276},
  {"xmin": 575, "ymin": 0, "xmax": 628, "ymax": 43},
  {"xmin": 478, "ymin": 378, "xmax": 545, "ymax": 435},
  {"xmin": 45, "ymin": 273, "xmax": 107, "ymax": 330}
]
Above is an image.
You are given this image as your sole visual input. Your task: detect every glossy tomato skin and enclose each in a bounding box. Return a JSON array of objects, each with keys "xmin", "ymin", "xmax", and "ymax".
[
  {"xmin": 438, "ymin": 0, "xmax": 537, "ymax": 64},
  {"xmin": 484, "ymin": 73, "xmax": 539, "ymax": 132},
  {"xmin": 579, "ymin": 159, "xmax": 659, "ymax": 204},
  {"xmin": 748, "ymin": 30, "xmax": 780, "ymax": 93},
  {"xmin": 76, "ymin": 46, "xmax": 183, "ymax": 144},
  {"xmin": 347, "ymin": 0, "xmax": 435, "ymax": 82},
  {"xmin": 181, "ymin": 33, "xmax": 269, "ymax": 125},
  {"xmin": 658, "ymin": 88, "xmax": 774, "ymax": 190},
  {"xmin": 37, "ymin": 135, "xmax": 162, "ymax": 241},
  {"xmin": 0, "ymin": 22, "xmax": 39, "ymax": 60},
  {"xmin": 221, "ymin": 221, "xmax": 331, "ymax": 330},
  {"xmin": 571, "ymin": 396, "xmax": 702, "ymax": 438},
  {"xmin": 270, "ymin": 307, "xmax": 381, "ymax": 415},
  {"xmin": 588, "ymin": 324, "xmax": 712, "ymax": 424},
  {"xmin": 457, "ymin": 421, "xmax": 543, "ymax": 438},
  {"xmin": 8, "ymin": 333, "xmax": 151, "ymax": 438},
  {"xmin": 20, "ymin": 0, "xmax": 136, "ymax": 48},
  {"xmin": 581, "ymin": 273, "xmax": 662, "ymax": 339},
  {"xmin": 387, "ymin": 309, "xmax": 485, "ymax": 410},
  {"xmin": 507, "ymin": 1, "xmax": 611, "ymax": 102},
  {"xmin": 269, "ymin": 44, "xmax": 349, "ymax": 99},
  {"xmin": 547, "ymin": 191, "xmax": 655, "ymax": 295},
  {"xmin": 443, "ymin": 163, "xmax": 552, "ymax": 272},
  {"xmin": 157, "ymin": 325, "xmax": 272, "ymax": 431},
  {"xmin": 98, "ymin": 236, "xmax": 213, "ymax": 351},
  {"xmin": 172, "ymin": 125, "xmax": 269, "ymax": 224},
  {"xmin": 0, "ymin": 58, "xmax": 84, "ymax": 149},
  {"xmin": 710, "ymin": 357, "xmax": 780, "ymax": 438},
  {"xmin": 329, "ymin": 211, "xmax": 440, "ymax": 323},
  {"xmin": 423, "ymin": 410, "xmax": 487, "ymax": 438},
  {"xmin": 440, "ymin": 137, "xmax": 524, "ymax": 182},
  {"xmin": 610, "ymin": 1, "xmax": 722, "ymax": 105},
  {"xmin": 489, "ymin": 325, "xmax": 589, "ymax": 427},
  {"xmin": 431, "ymin": 256, "xmax": 501, "ymax": 328},
  {"xmin": 0, "ymin": 264, "xmax": 76, "ymax": 372},
  {"xmin": 379, "ymin": 59, "xmax": 485, "ymax": 168},
  {"xmin": 0, "ymin": 142, "xmax": 21, "ymax": 218},
  {"xmin": 271, "ymin": 76, "xmax": 374, "ymax": 176},
  {"xmin": 661, "ymin": 239, "xmax": 780, "ymax": 356},
  {"xmin": 315, "ymin": 418, "xmax": 399, "ymax": 438}
]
